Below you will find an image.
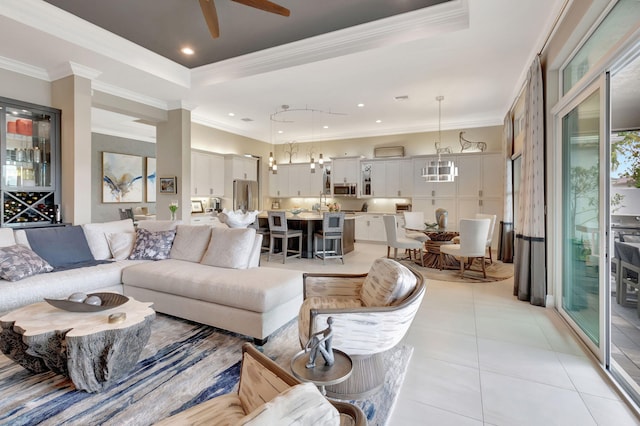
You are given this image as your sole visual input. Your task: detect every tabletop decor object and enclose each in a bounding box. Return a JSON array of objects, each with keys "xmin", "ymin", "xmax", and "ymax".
[
  {"xmin": 169, "ymin": 201, "xmax": 178, "ymax": 221},
  {"xmin": 45, "ymin": 292, "xmax": 129, "ymax": 312},
  {"xmin": 304, "ymin": 317, "xmax": 334, "ymax": 368}
]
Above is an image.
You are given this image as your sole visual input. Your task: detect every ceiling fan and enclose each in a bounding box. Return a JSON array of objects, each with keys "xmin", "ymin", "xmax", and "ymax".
[{"xmin": 199, "ymin": 0, "xmax": 290, "ymax": 39}]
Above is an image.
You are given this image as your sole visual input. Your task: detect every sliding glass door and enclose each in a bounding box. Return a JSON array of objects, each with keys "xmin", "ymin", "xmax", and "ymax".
[{"xmin": 558, "ymin": 81, "xmax": 606, "ymax": 356}]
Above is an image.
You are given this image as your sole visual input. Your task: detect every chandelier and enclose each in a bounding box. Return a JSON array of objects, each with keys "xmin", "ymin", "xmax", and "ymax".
[{"xmin": 422, "ymin": 96, "xmax": 457, "ymax": 182}]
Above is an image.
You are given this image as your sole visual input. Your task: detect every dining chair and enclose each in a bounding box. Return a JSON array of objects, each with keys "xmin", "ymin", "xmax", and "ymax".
[
  {"xmin": 439, "ymin": 218, "xmax": 491, "ymax": 278},
  {"xmin": 475, "ymin": 213, "xmax": 497, "ymax": 263},
  {"xmin": 267, "ymin": 211, "xmax": 303, "ymax": 263},
  {"xmin": 314, "ymin": 212, "xmax": 345, "ymax": 264},
  {"xmin": 383, "ymin": 214, "xmax": 424, "ymax": 267},
  {"xmin": 403, "ymin": 211, "xmax": 430, "ymax": 243}
]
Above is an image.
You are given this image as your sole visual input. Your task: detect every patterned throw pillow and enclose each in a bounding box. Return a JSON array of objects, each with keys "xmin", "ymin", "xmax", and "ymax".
[
  {"xmin": 360, "ymin": 258, "xmax": 416, "ymax": 307},
  {"xmin": 128, "ymin": 228, "xmax": 176, "ymax": 261},
  {"xmin": 0, "ymin": 244, "xmax": 53, "ymax": 281}
]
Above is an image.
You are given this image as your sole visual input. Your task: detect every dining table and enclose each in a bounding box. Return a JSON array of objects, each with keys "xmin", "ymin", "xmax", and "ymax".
[{"xmin": 407, "ymin": 227, "xmax": 460, "ymax": 268}]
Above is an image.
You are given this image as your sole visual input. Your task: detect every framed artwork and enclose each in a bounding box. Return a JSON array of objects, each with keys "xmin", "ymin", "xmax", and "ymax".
[
  {"xmin": 102, "ymin": 152, "xmax": 143, "ymax": 203},
  {"xmin": 159, "ymin": 176, "xmax": 177, "ymax": 194},
  {"xmin": 146, "ymin": 157, "xmax": 156, "ymax": 202},
  {"xmin": 191, "ymin": 200, "xmax": 204, "ymax": 213}
]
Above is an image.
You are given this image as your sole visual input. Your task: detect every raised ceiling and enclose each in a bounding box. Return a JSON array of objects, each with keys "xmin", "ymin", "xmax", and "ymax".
[{"xmin": 0, "ymin": 0, "xmax": 566, "ymax": 144}]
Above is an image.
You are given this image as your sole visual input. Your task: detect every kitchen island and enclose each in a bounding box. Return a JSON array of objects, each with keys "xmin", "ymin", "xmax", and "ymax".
[{"xmin": 257, "ymin": 212, "xmax": 357, "ymax": 259}]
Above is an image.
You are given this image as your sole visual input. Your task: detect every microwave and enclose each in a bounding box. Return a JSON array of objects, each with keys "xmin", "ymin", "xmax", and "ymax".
[{"xmin": 334, "ymin": 183, "xmax": 357, "ymax": 197}]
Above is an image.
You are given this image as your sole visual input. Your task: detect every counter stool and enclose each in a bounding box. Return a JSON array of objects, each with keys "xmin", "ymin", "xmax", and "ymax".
[
  {"xmin": 314, "ymin": 212, "xmax": 345, "ymax": 264},
  {"xmin": 268, "ymin": 211, "xmax": 303, "ymax": 263},
  {"xmin": 249, "ymin": 219, "xmax": 270, "ymax": 254}
]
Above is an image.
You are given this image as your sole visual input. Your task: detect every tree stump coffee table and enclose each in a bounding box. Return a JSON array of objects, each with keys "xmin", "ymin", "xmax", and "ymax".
[{"xmin": 0, "ymin": 295, "xmax": 155, "ymax": 393}]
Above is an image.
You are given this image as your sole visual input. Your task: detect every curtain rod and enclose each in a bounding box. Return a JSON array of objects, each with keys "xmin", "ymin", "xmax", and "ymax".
[{"xmin": 538, "ymin": 0, "xmax": 572, "ymax": 56}]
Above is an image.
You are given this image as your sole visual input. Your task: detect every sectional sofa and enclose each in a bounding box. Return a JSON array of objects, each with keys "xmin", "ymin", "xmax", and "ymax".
[{"xmin": 0, "ymin": 219, "xmax": 303, "ymax": 344}]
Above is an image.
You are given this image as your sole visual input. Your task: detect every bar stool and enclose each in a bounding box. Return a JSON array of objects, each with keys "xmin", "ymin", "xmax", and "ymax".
[
  {"xmin": 314, "ymin": 212, "xmax": 345, "ymax": 264},
  {"xmin": 268, "ymin": 211, "xmax": 302, "ymax": 263},
  {"xmin": 249, "ymin": 219, "xmax": 270, "ymax": 255}
]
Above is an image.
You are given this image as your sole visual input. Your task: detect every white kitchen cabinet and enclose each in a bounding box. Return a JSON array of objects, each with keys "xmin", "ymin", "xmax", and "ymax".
[
  {"xmin": 355, "ymin": 213, "xmax": 387, "ymax": 242},
  {"xmin": 226, "ymin": 155, "xmax": 258, "ymax": 181},
  {"xmin": 360, "ymin": 161, "xmax": 385, "ymax": 197},
  {"xmin": 191, "ymin": 150, "xmax": 225, "ymax": 196},
  {"xmin": 288, "ymin": 163, "xmax": 311, "ymax": 197},
  {"xmin": 412, "ymin": 156, "xmax": 457, "ymax": 197},
  {"xmin": 268, "ymin": 163, "xmax": 324, "ymax": 197},
  {"xmin": 385, "ymin": 159, "xmax": 413, "ymax": 197},
  {"xmin": 332, "ymin": 157, "xmax": 360, "ymax": 185},
  {"xmin": 269, "ymin": 165, "xmax": 291, "ymax": 197}
]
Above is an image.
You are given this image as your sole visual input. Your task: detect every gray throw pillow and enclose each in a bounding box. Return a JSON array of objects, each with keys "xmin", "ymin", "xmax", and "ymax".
[
  {"xmin": 0, "ymin": 244, "xmax": 53, "ymax": 281},
  {"xmin": 128, "ymin": 228, "xmax": 176, "ymax": 260}
]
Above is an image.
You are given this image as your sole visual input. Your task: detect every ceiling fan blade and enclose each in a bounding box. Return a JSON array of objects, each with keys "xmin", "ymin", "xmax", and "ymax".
[
  {"xmin": 199, "ymin": 0, "xmax": 220, "ymax": 38},
  {"xmin": 231, "ymin": 0, "xmax": 290, "ymax": 17}
]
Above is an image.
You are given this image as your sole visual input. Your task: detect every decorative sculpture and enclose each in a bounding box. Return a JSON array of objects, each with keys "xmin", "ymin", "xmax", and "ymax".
[
  {"xmin": 435, "ymin": 142, "xmax": 451, "ymax": 154},
  {"xmin": 305, "ymin": 317, "xmax": 335, "ymax": 368},
  {"xmin": 435, "ymin": 208, "xmax": 448, "ymax": 229},
  {"xmin": 459, "ymin": 131, "xmax": 487, "ymax": 152}
]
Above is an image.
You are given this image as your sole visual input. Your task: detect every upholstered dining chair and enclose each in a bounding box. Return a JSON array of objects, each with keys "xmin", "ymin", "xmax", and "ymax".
[
  {"xmin": 268, "ymin": 211, "xmax": 303, "ymax": 263},
  {"xmin": 475, "ymin": 213, "xmax": 497, "ymax": 263},
  {"xmin": 383, "ymin": 214, "xmax": 424, "ymax": 267},
  {"xmin": 314, "ymin": 212, "xmax": 345, "ymax": 264},
  {"xmin": 402, "ymin": 211, "xmax": 430, "ymax": 243},
  {"xmin": 298, "ymin": 258, "xmax": 425, "ymax": 400},
  {"xmin": 439, "ymin": 218, "xmax": 491, "ymax": 278},
  {"xmin": 156, "ymin": 343, "xmax": 366, "ymax": 426}
]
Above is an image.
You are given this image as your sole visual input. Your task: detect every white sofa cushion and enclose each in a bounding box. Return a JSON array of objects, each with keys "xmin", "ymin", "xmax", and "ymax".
[
  {"xmin": 106, "ymin": 232, "xmax": 136, "ymax": 260},
  {"xmin": 122, "ymin": 259, "xmax": 302, "ymax": 313},
  {"xmin": 0, "ymin": 228, "xmax": 16, "ymax": 248},
  {"xmin": 201, "ymin": 227, "xmax": 256, "ymax": 269},
  {"xmin": 170, "ymin": 225, "xmax": 212, "ymax": 263},
  {"xmin": 137, "ymin": 220, "xmax": 181, "ymax": 232},
  {"xmin": 82, "ymin": 219, "xmax": 135, "ymax": 260}
]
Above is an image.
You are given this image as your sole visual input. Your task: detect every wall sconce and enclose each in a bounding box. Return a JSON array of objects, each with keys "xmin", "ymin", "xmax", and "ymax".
[
  {"xmin": 272, "ymin": 159, "xmax": 278, "ymax": 174},
  {"xmin": 318, "ymin": 153, "xmax": 324, "ymax": 168},
  {"xmin": 310, "ymin": 157, "xmax": 316, "ymax": 173},
  {"xmin": 268, "ymin": 151, "xmax": 274, "ymax": 167}
]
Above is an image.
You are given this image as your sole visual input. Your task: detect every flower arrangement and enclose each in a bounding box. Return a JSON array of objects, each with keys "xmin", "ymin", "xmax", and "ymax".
[
  {"xmin": 169, "ymin": 201, "xmax": 178, "ymax": 220},
  {"xmin": 327, "ymin": 202, "xmax": 341, "ymax": 212}
]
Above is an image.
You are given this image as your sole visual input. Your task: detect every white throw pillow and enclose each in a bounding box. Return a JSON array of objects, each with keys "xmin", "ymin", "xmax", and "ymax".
[
  {"xmin": 240, "ymin": 383, "xmax": 339, "ymax": 426},
  {"xmin": 106, "ymin": 232, "xmax": 136, "ymax": 261},
  {"xmin": 360, "ymin": 258, "xmax": 416, "ymax": 307},
  {"xmin": 170, "ymin": 225, "xmax": 212, "ymax": 262},
  {"xmin": 82, "ymin": 219, "xmax": 135, "ymax": 260},
  {"xmin": 200, "ymin": 227, "xmax": 256, "ymax": 269}
]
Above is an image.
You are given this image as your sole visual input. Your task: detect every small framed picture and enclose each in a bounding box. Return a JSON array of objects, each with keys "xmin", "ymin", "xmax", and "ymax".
[
  {"xmin": 159, "ymin": 176, "xmax": 177, "ymax": 194},
  {"xmin": 191, "ymin": 200, "xmax": 204, "ymax": 214}
]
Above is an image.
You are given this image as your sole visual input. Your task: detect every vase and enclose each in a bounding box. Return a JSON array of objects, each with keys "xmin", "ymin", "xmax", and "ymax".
[{"xmin": 170, "ymin": 211, "xmax": 176, "ymax": 221}]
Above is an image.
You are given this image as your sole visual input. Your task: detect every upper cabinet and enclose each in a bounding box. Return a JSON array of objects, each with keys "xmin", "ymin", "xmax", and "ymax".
[
  {"xmin": 268, "ymin": 163, "xmax": 326, "ymax": 197},
  {"xmin": 226, "ymin": 155, "xmax": 258, "ymax": 181},
  {"xmin": 331, "ymin": 157, "xmax": 360, "ymax": 185},
  {"xmin": 0, "ymin": 96, "xmax": 61, "ymax": 227},
  {"xmin": 191, "ymin": 150, "xmax": 225, "ymax": 197},
  {"xmin": 360, "ymin": 159, "xmax": 413, "ymax": 198},
  {"xmin": 456, "ymin": 153, "xmax": 503, "ymax": 199},
  {"xmin": 412, "ymin": 155, "xmax": 457, "ymax": 198}
]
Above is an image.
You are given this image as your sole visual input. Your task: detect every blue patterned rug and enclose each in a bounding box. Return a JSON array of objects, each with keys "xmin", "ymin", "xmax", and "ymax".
[{"xmin": 0, "ymin": 313, "xmax": 411, "ymax": 426}]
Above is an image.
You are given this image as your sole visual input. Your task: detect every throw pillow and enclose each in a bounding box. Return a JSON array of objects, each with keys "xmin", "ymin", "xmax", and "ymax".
[
  {"xmin": 82, "ymin": 219, "xmax": 135, "ymax": 260},
  {"xmin": 0, "ymin": 244, "xmax": 53, "ymax": 281},
  {"xmin": 169, "ymin": 225, "xmax": 212, "ymax": 263},
  {"xmin": 106, "ymin": 232, "xmax": 136, "ymax": 261},
  {"xmin": 241, "ymin": 383, "xmax": 340, "ymax": 426},
  {"xmin": 200, "ymin": 227, "xmax": 256, "ymax": 269},
  {"xmin": 25, "ymin": 226, "xmax": 95, "ymax": 269},
  {"xmin": 360, "ymin": 258, "xmax": 417, "ymax": 307},
  {"xmin": 128, "ymin": 228, "xmax": 176, "ymax": 261}
]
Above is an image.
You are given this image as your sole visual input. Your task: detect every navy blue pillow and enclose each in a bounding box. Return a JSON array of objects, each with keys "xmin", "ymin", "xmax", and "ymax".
[{"xmin": 25, "ymin": 225, "xmax": 96, "ymax": 268}]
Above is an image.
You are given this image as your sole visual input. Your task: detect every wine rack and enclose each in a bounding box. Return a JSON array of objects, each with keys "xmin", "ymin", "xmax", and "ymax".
[{"xmin": 1, "ymin": 96, "xmax": 61, "ymax": 228}]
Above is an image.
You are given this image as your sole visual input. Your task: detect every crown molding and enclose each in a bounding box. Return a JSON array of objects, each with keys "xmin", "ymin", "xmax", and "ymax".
[
  {"xmin": 0, "ymin": 0, "xmax": 191, "ymax": 88},
  {"xmin": 48, "ymin": 61, "xmax": 102, "ymax": 81},
  {"xmin": 167, "ymin": 100, "xmax": 197, "ymax": 111},
  {"xmin": 92, "ymin": 81, "xmax": 169, "ymax": 110},
  {"xmin": 92, "ymin": 127, "xmax": 156, "ymax": 144},
  {"xmin": 192, "ymin": 0, "xmax": 469, "ymax": 87},
  {"xmin": 0, "ymin": 55, "xmax": 49, "ymax": 80}
]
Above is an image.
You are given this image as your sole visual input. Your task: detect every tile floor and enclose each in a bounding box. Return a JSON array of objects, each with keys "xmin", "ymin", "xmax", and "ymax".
[{"xmin": 262, "ymin": 242, "xmax": 640, "ymax": 425}]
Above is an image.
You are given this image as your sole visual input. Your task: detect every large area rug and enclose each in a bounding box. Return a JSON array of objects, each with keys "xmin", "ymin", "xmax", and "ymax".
[
  {"xmin": 0, "ymin": 313, "xmax": 411, "ymax": 426},
  {"xmin": 402, "ymin": 258, "xmax": 514, "ymax": 283}
]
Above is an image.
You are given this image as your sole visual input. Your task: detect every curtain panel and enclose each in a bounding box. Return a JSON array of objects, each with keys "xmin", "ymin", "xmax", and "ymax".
[
  {"xmin": 514, "ymin": 55, "xmax": 547, "ymax": 306},
  {"xmin": 499, "ymin": 113, "xmax": 514, "ymax": 263}
]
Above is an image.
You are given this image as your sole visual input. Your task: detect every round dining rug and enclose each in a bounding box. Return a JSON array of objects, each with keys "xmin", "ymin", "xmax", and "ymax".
[{"xmin": 401, "ymin": 258, "xmax": 514, "ymax": 283}]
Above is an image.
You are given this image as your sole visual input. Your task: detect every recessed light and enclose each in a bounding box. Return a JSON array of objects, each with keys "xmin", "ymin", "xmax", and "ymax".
[
  {"xmin": 181, "ymin": 47, "xmax": 195, "ymax": 55},
  {"xmin": 228, "ymin": 112, "xmax": 235, "ymax": 117},
  {"xmin": 357, "ymin": 103, "xmax": 365, "ymax": 108},
  {"xmin": 323, "ymin": 125, "xmax": 329, "ymax": 129},
  {"xmin": 375, "ymin": 120, "xmax": 382, "ymax": 124},
  {"xmin": 394, "ymin": 95, "xmax": 409, "ymax": 101},
  {"xmin": 278, "ymin": 130, "xmax": 284, "ymax": 134}
]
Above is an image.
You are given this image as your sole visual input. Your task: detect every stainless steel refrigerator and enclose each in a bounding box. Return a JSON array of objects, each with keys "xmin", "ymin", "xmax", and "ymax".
[{"xmin": 233, "ymin": 179, "xmax": 259, "ymax": 212}]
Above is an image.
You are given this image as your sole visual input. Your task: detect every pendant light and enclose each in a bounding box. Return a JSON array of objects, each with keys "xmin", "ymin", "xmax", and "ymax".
[{"xmin": 422, "ymin": 96, "xmax": 457, "ymax": 182}]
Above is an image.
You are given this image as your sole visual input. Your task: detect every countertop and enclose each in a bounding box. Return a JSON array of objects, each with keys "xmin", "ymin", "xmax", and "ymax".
[{"xmin": 257, "ymin": 212, "xmax": 360, "ymax": 220}]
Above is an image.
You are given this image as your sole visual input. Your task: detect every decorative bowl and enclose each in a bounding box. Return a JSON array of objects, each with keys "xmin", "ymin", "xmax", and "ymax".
[
  {"xmin": 45, "ymin": 292, "xmax": 129, "ymax": 312},
  {"xmin": 290, "ymin": 208, "xmax": 303, "ymax": 216}
]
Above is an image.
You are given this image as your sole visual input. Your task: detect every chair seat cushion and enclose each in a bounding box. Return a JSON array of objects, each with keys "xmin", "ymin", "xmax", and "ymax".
[
  {"xmin": 405, "ymin": 231, "xmax": 430, "ymax": 242},
  {"xmin": 298, "ymin": 296, "xmax": 364, "ymax": 343},
  {"xmin": 360, "ymin": 258, "xmax": 417, "ymax": 307}
]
